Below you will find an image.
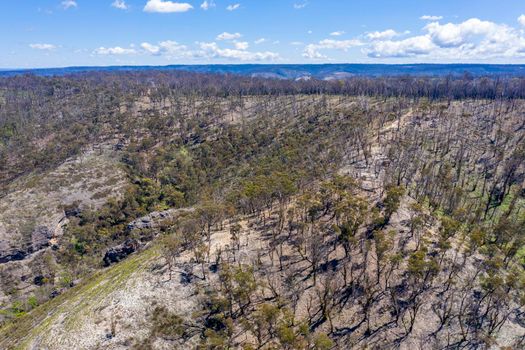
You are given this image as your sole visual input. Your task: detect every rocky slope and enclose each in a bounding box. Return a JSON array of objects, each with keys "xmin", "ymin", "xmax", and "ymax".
[
  {"xmin": 1, "ymin": 73, "xmax": 525, "ymax": 349},
  {"xmin": 0, "ymin": 145, "xmax": 127, "ymax": 311},
  {"xmin": 2, "ymin": 188, "xmax": 523, "ymax": 349},
  {"xmin": 1, "ymin": 97, "xmax": 524, "ymax": 349}
]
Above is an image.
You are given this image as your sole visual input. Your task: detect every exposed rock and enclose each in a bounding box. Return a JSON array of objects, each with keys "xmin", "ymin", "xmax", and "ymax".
[
  {"xmin": 126, "ymin": 209, "xmax": 184, "ymax": 231},
  {"xmin": 64, "ymin": 206, "xmax": 82, "ymax": 218},
  {"xmin": 0, "ymin": 218, "xmax": 65, "ymax": 264},
  {"xmin": 0, "ymin": 146, "xmax": 127, "ymax": 267},
  {"xmin": 102, "ymin": 208, "xmax": 194, "ymax": 266},
  {"xmin": 31, "ymin": 226, "xmax": 54, "ymax": 252},
  {"xmin": 34, "ymin": 275, "xmax": 45, "ymax": 286},
  {"xmin": 103, "ymin": 239, "xmax": 140, "ymax": 266},
  {"xmin": 0, "ymin": 247, "xmax": 28, "ymax": 264},
  {"xmin": 114, "ymin": 138, "xmax": 128, "ymax": 151}
]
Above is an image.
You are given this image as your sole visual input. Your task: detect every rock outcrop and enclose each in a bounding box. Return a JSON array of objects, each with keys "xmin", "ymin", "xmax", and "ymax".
[
  {"xmin": 31, "ymin": 226, "xmax": 55, "ymax": 252},
  {"xmin": 126, "ymin": 208, "xmax": 193, "ymax": 231},
  {"xmin": 102, "ymin": 207, "xmax": 194, "ymax": 266},
  {"xmin": 103, "ymin": 239, "xmax": 140, "ymax": 266},
  {"xmin": 0, "ymin": 216, "xmax": 65, "ymax": 264},
  {"xmin": 0, "ymin": 147, "xmax": 127, "ymax": 267},
  {"xmin": 0, "ymin": 246, "xmax": 27, "ymax": 264}
]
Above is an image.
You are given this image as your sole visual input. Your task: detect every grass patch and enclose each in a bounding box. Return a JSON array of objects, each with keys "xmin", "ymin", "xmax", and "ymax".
[{"xmin": 0, "ymin": 246, "xmax": 159, "ymax": 350}]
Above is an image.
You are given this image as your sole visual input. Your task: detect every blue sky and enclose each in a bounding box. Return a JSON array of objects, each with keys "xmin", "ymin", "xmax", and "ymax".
[{"xmin": 2, "ymin": 0, "xmax": 525, "ymax": 68}]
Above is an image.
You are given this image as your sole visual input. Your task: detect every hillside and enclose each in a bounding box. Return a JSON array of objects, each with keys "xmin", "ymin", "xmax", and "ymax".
[{"xmin": 0, "ymin": 73, "xmax": 524, "ymax": 349}]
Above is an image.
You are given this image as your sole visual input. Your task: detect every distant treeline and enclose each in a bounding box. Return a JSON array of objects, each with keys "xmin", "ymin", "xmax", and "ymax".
[{"xmin": 2, "ymin": 71, "xmax": 525, "ymax": 100}]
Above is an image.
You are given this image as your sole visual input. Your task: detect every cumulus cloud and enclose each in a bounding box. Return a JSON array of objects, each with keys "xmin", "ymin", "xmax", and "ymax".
[
  {"xmin": 426, "ymin": 18, "xmax": 508, "ymax": 47},
  {"xmin": 141, "ymin": 40, "xmax": 189, "ymax": 57},
  {"xmin": 254, "ymin": 38, "xmax": 266, "ymax": 44},
  {"xmin": 111, "ymin": 0, "xmax": 128, "ymax": 10},
  {"xmin": 29, "ymin": 43, "xmax": 57, "ymax": 50},
  {"xmin": 200, "ymin": 1, "xmax": 215, "ymax": 10},
  {"xmin": 61, "ymin": 0, "xmax": 77, "ymax": 9},
  {"xmin": 365, "ymin": 18, "xmax": 525, "ymax": 59},
  {"xmin": 226, "ymin": 3, "xmax": 240, "ymax": 11},
  {"xmin": 141, "ymin": 42, "xmax": 160, "ymax": 54},
  {"xmin": 420, "ymin": 15, "xmax": 443, "ymax": 21},
  {"xmin": 330, "ymin": 31, "xmax": 345, "ymax": 36},
  {"xmin": 366, "ymin": 36, "xmax": 434, "ymax": 58},
  {"xmin": 92, "ymin": 37, "xmax": 277, "ymax": 62},
  {"xmin": 216, "ymin": 32, "xmax": 242, "ymax": 40},
  {"xmin": 234, "ymin": 41, "xmax": 249, "ymax": 50},
  {"xmin": 93, "ymin": 46, "xmax": 136, "ymax": 55},
  {"xmin": 91, "ymin": 38, "xmax": 278, "ymax": 62},
  {"xmin": 366, "ymin": 29, "xmax": 401, "ymax": 40},
  {"xmin": 199, "ymin": 42, "xmax": 279, "ymax": 61},
  {"xmin": 144, "ymin": 0, "xmax": 193, "ymax": 13},
  {"xmin": 303, "ymin": 39, "xmax": 363, "ymax": 59},
  {"xmin": 519, "ymin": 15, "xmax": 525, "ymax": 26}
]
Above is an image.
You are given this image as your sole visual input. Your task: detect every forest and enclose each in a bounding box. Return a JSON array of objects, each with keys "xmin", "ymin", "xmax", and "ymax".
[{"xmin": 0, "ymin": 71, "xmax": 524, "ymax": 349}]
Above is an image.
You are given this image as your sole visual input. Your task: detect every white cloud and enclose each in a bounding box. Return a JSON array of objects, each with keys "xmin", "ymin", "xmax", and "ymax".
[
  {"xmin": 234, "ymin": 41, "xmax": 249, "ymax": 50},
  {"xmin": 29, "ymin": 43, "xmax": 57, "ymax": 50},
  {"xmin": 216, "ymin": 32, "xmax": 242, "ymax": 40},
  {"xmin": 303, "ymin": 47, "xmax": 326, "ymax": 59},
  {"xmin": 519, "ymin": 15, "xmax": 525, "ymax": 27},
  {"xmin": 93, "ymin": 46, "xmax": 136, "ymax": 55},
  {"xmin": 226, "ymin": 3, "xmax": 240, "ymax": 11},
  {"xmin": 254, "ymin": 38, "xmax": 266, "ymax": 44},
  {"xmin": 366, "ymin": 36, "xmax": 434, "ymax": 58},
  {"xmin": 365, "ymin": 18, "xmax": 525, "ymax": 60},
  {"xmin": 141, "ymin": 40, "xmax": 190, "ymax": 57},
  {"xmin": 144, "ymin": 0, "xmax": 193, "ymax": 13},
  {"xmin": 199, "ymin": 42, "xmax": 279, "ymax": 61},
  {"xmin": 112, "ymin": 0, "xmax": 128, "ymax": 10},
  {"xmin": 141, "ymin": 42, "xmax": 160, "ymax": 54},
  {"xmin": 291, "ymin": 41, "xmax": 304, "ymax": 46},
  {"xmin": 420, "ymin": 15, "xmax": 443, "ymax": 21},
  {"xmin": 61, "ymin": 0, "xmax": 77, "ymax": 9},
  {"xmin": 366, "ymin": 29, "xmax": 401, "ymax": 40},
  {"xmin": 200, "ymin": 1, "xmax": 215, "ymax": 10},
  {"xmin": 319, "ymin": 39, "xmax": 363, "ymax": 50},
  {"xmin": 303, "ymin": 38, "xmax": 363, "ymax": 59},
  {"xmin": 330, "ymin": 31, "xmax": 345, "ymax": 36},
  {"xmin": 293, "ymin": 1, "xmax": 307, "ymax": 9},
  {"xmin": 426, "ymin": 18, "xmax": 504, "ymax": 48},
  {"xmin": 92, "ymin": 38, "xmax": 278, "ymax": 62}
]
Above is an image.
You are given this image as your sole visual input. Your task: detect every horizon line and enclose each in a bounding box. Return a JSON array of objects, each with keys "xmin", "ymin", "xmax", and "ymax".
[{"xmin": 2, "ymin": 62, "xmax": 525, "ymax": 71}]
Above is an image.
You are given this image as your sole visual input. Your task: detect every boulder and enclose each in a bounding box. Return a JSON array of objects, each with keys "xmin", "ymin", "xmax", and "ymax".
[
  {"xmin": 103, "ymin": 239, "xmax": 140, "ymax": 266},
  {"xmin": 34, "ymin": 275, "xmax": 46, "ymax": 286},
  {"xmin": 64, "ymin": 206, "xmax": 82, "ymax": 218}
]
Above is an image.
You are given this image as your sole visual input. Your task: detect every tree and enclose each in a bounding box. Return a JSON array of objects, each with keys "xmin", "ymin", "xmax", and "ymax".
[
  {"xmin": 383, "ymin": 185, "xmax": 405, "ymax": 224},
  {"xmin": 161, "ymin": 234, "xmax": 182, "ymax": 281}
]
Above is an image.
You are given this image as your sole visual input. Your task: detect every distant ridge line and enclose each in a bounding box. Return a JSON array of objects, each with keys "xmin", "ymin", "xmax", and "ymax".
[{"xmin": 1, "ymin": 63, "xmax": 525, "ymax": 79}]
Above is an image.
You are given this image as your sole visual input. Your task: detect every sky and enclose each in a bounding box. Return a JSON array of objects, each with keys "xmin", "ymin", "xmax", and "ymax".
[{"xmin": 1, "ymin": 0, "xmax": 525, "ymax": 68}]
